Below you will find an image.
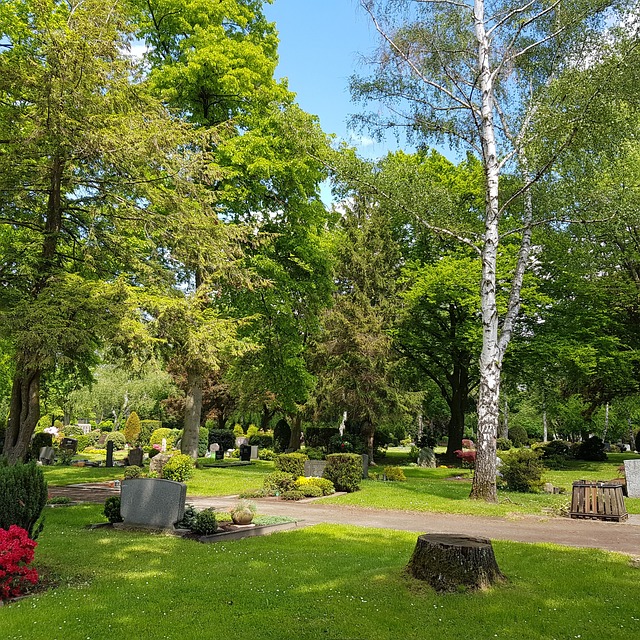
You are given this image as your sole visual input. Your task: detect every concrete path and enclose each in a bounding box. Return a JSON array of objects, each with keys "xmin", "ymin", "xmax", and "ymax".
[{"xmin": 50, "ymin": 484, "xmax": 640, "ymax": 556}]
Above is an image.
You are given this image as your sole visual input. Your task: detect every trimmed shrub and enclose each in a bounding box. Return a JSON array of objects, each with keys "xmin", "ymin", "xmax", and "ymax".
[
  {"xmin": 149, "ymin": 428, "xmax": 175, "ymax": 449},
  {"xmin": 383, "ymin": 466, "xmax": 407, "ymax": 481},
  {"xmin": 124, "ymin": 466, "xmax": 144, "ymax": 479},
  {"xmin": 508, "ymin": 424, "xmax": 529, "ymax": 448},
  {"xmin": 500, "ymin": 449, "xmax": 545, "ymax": 493},
  {"xmin": 0, "ymin": 461, "xmax": 47, "ymax": 539},
  {"xmin": 76, "ymin": 435, "xmax": 90, "ymax": 452},
  {"xmin": 249, "ymin": 432, "xmax": 274, "ymax": 449},
  {"xmin": 191, "ymin": 509, "xmax": 217, "ymax": 535},
  {"xmin": 295, "ymin": 476, "xmax": 335, "ymax": 496},
  {"xmin": 198, "ymin": 427, "xmax": 209, "ymax": 458},
  {"xmin": 87, "ymin": 429, "xmax": 101, "ymax": 445},
  {"xmin": 233, "ymin": 424, "xmax": 245, "ymax": 437},
  {"xmin": 280, "ymin": 490, "xmax": 306, "ymax": 501},
  {"xmin": 63, "ymin": 425, "xmax": 84, "ymax": 437},
  {"xmin": 163, "ymin": 454, "xmax": 195, "ymax": 482},
  {"xmin": 258, "ymin": 448, "xmax": 276, "ymax": 461},
  {"xmin": 208, "ymin": 429, "xmax": 235, "ymax": 452},
  {"xmin": 304, "ymin": 426, "xmax": 340, "ymax": 449},
  {"xmin": 104, "ymin": 431, "xmax": 126, "ymax": 450},
  {"xmin": 175, "ymin": 504, "xmax": 198, "ymax": 530},
  {"xmin": 263, "ymin": 471, "xmax": 296, "ymax": 495},
  {"xmin": 323, "ymin": 454, "xmax": 362, "ymax": 493},
  {"xmin": 496, "ymin": 438, "xmax": 512, "ymax": 451},
  {"xmin": 540, "ymin": 440, "xmax": 573, "ymax": 460},
  {"xmin": 103, "ymin": 496, "xmax": 123, "ymax": 523},
  {"xmin": 273, "ymin": 419, "xmax": 291, "ymax": 453},
  {"xmin": 575, "ymin": 436, "xmax": 607, "ymax": 462},
  {"xmin": 298, "ymin": 485, "xmax": 323, "ymax": 498},
  {"xmin": 246, "ymin": 425, "xmax": 259, "ymax": 439},
  {"xmin": 124, "ymin": 411, "xmax": 142, "ymax": 445},
  {"xmin": 139, "ymin": 420, "xmax": 161, "ymax": 446},
  {"xmin": 302, "ymin": 447, "xmax": 325, "ymax": 460},
  {"xmin": 0, "ymin": 525, "xmax": 38, "ymax": 602},
  {"xmin": 98, "ymin": 420, "xmax": 114, "ymax": 432},
  {"xmin": 275, "ymin": 452, "xmax": 308, "ymax": 477}
]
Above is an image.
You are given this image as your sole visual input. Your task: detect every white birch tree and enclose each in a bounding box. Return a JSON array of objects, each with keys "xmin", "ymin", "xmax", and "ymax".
[{"xmin": 356, "ymin": 0, "xmax": 639, "ymax": 499}]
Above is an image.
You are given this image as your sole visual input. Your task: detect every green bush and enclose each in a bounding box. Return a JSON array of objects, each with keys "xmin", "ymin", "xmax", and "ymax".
[
  {"xmin": 304, "ymin": 426, "xmax": 340, "ymax": 449},
  {"xmin": 99, "ymin": 420, "xmax": 114, "ymax": 432},
  {"xmin": 273, "ymin": 419, "xmax": 291, "ymax": 453},
  {"xmin": 63, "ymin": 425, "xmax": 84, "ymax": 437},
  {"xmin": 124, "ymin": 466, "xmax": 144, "ymax": 479},
  {"xmin": 500, "ymin": 449, "xmax": 545, "ymax": 493},
  {"xmin": 263, "ymin": 471, "xmax": 296, "ymax": 495},
  {"xmin": 496, "ymin": 438, "xmax": 512, "ymax": 451},
  {"xmin": 76, "ymin": 435, "xmax": 90, "ymax": 452},
  {"xmin": 302, "ymin": 447, "xmax": 325, "ymax": 460},
  {"xmin": 233, "ymin": 424, "xmax": 245, "ymax": 437},
  {"xmin": 323, "ymin": 454, "xmax": 362, "ymax": 493},
  {"xmin": 87, "ymin": 429, "xmax": 101, "ymax": 445},
  {"xmin": 280, "ymin": 490, "xmax": 305, "ymax": 501},
  {"xmin": 198, "ymin": 427, "xmax": 209, "ymax": 458},
  {"xmin": 295, "ymin": 476, "xmax": 335, "ymax": 496},
  {"xmin": 175, "ymin": 504, "xmax": 198, "ymax": 530},
  {"xmin": 124, "ymin": 411, "xmax": 141, "ymax": 445},
  {"xmin": 275, "ymin": 452, "xmax": 308, "ymax": 477},
  {"xmin": 163, "ymin": 454, "xmax": 195, "ymax": 482},
  {"xmin": 149, "ymin": 428, "xmax": 175, "ymax": 449},
  {"xmin": 383, "ymin": 466, "xmax": 407, "ymax": 481},
  {"xmin": 208, "ymin": 429, "xmax": 235, "ymax": 452},
  {"xmin": 104, "ymin": 431, "xmax": 126, "ymax": 450},
  {"xmin": 258, "ymin": 448, "xmax": 276, "ymax": 461},
  {"xmin": 246, "ymin": 425, "xmax": 259, "ymax": 439},
  {"xmin": 575, "ymin": 436, "xmax": 607, "ymax": 462},
  {"xmin": 540, "ymin": 440, "xmax": 573, "ymax": 460},
  {"xmin": 0, "ymin": 461, "xmax": 47, "ymax": 539},
  {"xmin": 103, "ymin": 496, "xmax": 123, "ymax": 523},
  {"xmin": 139, "ymin": 420, "xmax": 161, "ymax": 446},
  {"xmin": 191, "ymin": 509, "xmax": 217, "ymax": 535},
  {"xmin": 508, "ymin": 424, "xmax": 529, "ymax": 448},
  {"xmin": 249, "ymin": 432, "xmax": 274, "ymax": 448},
  {"xmin": 298, "ymin": 484, "xmax": 323, "ymax": 498}
]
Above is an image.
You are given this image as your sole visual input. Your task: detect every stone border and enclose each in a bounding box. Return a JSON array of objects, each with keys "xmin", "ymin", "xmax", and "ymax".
[{"xmin": 196, "ymin": 520, "xmax": 300, "ymax": 543}]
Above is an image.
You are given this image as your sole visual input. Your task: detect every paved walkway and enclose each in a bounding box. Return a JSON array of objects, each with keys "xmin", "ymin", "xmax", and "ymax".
[{"xmin": 49, "ymin": 484, "xmax": 640, "ymax": 556}]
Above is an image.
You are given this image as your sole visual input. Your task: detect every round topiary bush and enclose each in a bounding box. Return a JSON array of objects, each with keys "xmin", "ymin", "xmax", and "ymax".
[
  {"xmin": 496, "ymin": 438, "xmax": 512, "ymax": 451},
  {"xmin": 575, "ymin": 436, "xmax": 607, "ymax": 462},
  {"xmin": 323, "ymin": 453, "xmax": 363, "ymax": 493},
  {"xmin": 162, "ymin": 454, "xmax": 195, "ymax": 482},
  {"xmin": 499, "ymin": 449, "xmax": 544, "ymax": 493},
  {"xmin": 124, "ymin": 411, "xmax": 141, "ymax": 445},
  {"xmin": 275, "ymin": 452, "xmax": 308, "ymax": 477},
  {"xmin": 191, "ymin": 509, "xmax": 217, "ymax": 535},
  {"xmin": 263, "ymin": 471, "xmax": 296, "ymax": 495},
  {"xmin": 103, "ymin": 496, "xmax": 123, "ymax": 523},
  {"xmin": 508, "ymin": 425, "xmax": 529, "ymax": 448},
  {"xmin": 104, "ymin": 431, "xmax": 126, "ymax": 450}
]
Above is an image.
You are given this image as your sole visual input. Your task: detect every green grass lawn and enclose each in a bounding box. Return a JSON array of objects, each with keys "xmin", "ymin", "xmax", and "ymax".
[
  {"xmin": 1, "ymin": 505, "xmax": 639, "ymax": 640},
  {"xmin": 43, "ymin": 452, "xmax": 640, "ymax": 517}
]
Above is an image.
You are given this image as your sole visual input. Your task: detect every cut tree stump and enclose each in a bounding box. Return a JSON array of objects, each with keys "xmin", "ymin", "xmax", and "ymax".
[{"xmin": 406, "ymin": 533, "xmax": 506, "ymax": 592}]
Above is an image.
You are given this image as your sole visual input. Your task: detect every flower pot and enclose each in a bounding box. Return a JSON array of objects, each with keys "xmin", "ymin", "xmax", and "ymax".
[{"xmin": 231, "ymin": 509, "xmax": 254, "ymax": 525}]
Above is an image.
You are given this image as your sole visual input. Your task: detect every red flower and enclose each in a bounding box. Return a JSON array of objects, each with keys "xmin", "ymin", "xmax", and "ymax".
[{"xmin": 0, "ymin": 525, "xmax": 38, "ymax": 601}]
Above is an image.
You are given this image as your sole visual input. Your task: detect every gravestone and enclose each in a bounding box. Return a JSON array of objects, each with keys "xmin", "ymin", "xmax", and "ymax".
[
  {"xmin": 149, "ymin": 452, "xmax": 172, "ymax": 477},
  {"xmin": 106, "ymin": 440, "xmax": 114, "ymax": 467},
  {"xmin": 236, "ymin": 436, "xmax": 248, "ymax": 448},
  {"xmin": 417, "ymin": 447, "xmax": 436, "ymax": 468},
  {"xmin": 39, "ymin": 446, "xmax": 55, "ymax": 465},
  {"xmin": 60, "ymin": 437, "xmax": 78, "ymax": 453},
  {"xmin": 362, "ymin": 454, "xmax": 369, "ymax": 479},
  {"xmin": 120, "ymin": 478, "xmax": 187, "ymax": 529},
  {"xmin": 127, "ymin": 446, "xmax": 144, "ymax": 467},
  {"xmin": 624, "ymin": 460, "xmax": 640, "ymax": 498},
  {"xmin": 250, "ymin": 445, "xmax": 259, "ymax": 460},
  {"xmin": 239, "ymin": 444, "xmax": 251, "ymax": 462},
  {"xmin": 304, "ymin": 460, "xmax": 327, "ymax": 477}
]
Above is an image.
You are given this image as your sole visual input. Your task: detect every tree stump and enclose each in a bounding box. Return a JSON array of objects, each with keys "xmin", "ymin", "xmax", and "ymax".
[{"xmin": 406, "ymin": 533, "xmax": 506, "ymax": 592}]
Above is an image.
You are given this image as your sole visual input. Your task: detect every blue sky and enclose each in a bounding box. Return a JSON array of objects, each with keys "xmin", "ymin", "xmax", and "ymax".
[{"xmin": 264, "ymin": 0, "xmax": 399, "ymax": 159}]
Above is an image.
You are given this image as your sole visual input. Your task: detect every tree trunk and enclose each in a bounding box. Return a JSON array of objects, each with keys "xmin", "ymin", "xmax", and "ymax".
[
  {"xmin": 260, "ymin": 403, "xmax": 276, "ymax": 431},
  {"xmin": 361, "ymin": 419, "xmax": 375, "ymax": 463},
  {"xmin": 3, "ymin": 367, "xmax": 41, "ymax": 464},
  {"xmin": 181, "ymin": 368, "xmax": 203, "ymax": 460},
  {"xmin": 288, "ymin": 413, "xmax": 302, "ymax": 451},
  {"xmin": 406, "ymin": 533, "xmax": 506, "ymax": 592},
  {"xmin": 445, "ymin": 363, "xmax": 470, "ymax": 459}
]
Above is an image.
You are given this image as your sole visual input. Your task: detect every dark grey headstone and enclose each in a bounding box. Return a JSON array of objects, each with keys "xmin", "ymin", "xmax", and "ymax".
[
  {"xmin": 120, "ymin": 478, "xmax": 187, "ymax": 529},
  {"xmin": 106, "ymin": 441, "xmax": 114, "ymax": 467},
  {"xmin": 39, "ymin": 446, "xmax": 55, "ymax": 464},
  {"xmin": 60, "ymin": 437, "xmax": 78, "ymax": 453},
  {"xmin": 128, "ymin": 447, "xmax": 143, "ymax": 467},
  {"xmin": 304, "ymin": 460, "xmax": 327, "ymax": 477},
  {"xmin": 624, "ymin": 460, "xmax": 640, "ymax": 498}
]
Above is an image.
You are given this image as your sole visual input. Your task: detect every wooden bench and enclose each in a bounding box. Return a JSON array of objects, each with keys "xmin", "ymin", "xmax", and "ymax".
[{"xmin": 570, "ymin": 480, "xmax": 628, "ymax": 522}]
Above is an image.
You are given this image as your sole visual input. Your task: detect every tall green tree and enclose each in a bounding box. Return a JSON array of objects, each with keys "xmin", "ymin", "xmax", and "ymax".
[{"xmin": 0, "ymin": 0, "xmax": 223, "ymax": 462}]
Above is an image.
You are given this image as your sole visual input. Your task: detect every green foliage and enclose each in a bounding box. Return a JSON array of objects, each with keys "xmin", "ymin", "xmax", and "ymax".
[
  {"xmin": 0, "ymin": 461, "xmax": 47, "ymax": 539},
  {"xmin": 540, "ymin": 440, "xmax": 573, "ymax": 460},
  {"xmin": 246, "ymin": 425, "xmax": 259, "ymax": 439},
  {"xmin": 124, "ymin": 466, "xmax": 144, "ymax": 479},
  {"xmin": 191, "ymin": 510, "xmax": 217, "ymax": 535},
  {"xmin": 500, "ymin": 450, "xmax": 545, "ymax": 493},
  {"xmin": 273, "ymin": 419, "xmax": 291, "ymax": 453},
  {"xmin": 175, "ymin": 504, "xmax": 198, "ymax": 530},
  {"xmin": 304, "ymin": 426, "xmax": 340, "ymax": 449},
  {"xmin": 249, "ymin": 432, "xmax": 274, "ymax": 448},
  {"xmin": 149, "ymin": 428, "xmax": 175, "ymax": 449},
  {"xmin": 208, "ymin": 429, "xmax": 235, "ymax": 452},
  {"xmin": 295, "ymin": 476, "xmax": 335, "ymax": 496},
  {"xmin": 104, "ymin": 432, "xmax": 126, "ymax": 450},
  {"xmin": 257, "ymin": 448, "xmax": 276, "ymax": 461},
  {"xmin": 496, "ymin": 438, "xmax": 513, "ymax": 451},
  {"xmin": 323, "ymin": 454, "xmax": 362, "ymax": 493},
  {"xmin": 508, "ymin": 424, "xmax": 529, "ymax": 448},
  {"xmin": 63, "ymin": 425, "xmax": 84, "ymax": 437},
  {"xmin": 103, "ymin": 496, "xmax": 123, "ymax": 524},
  {"xmin": 233, "ymin": 424, "xmax": 245, "ymax": 437},
  {"xmin": 163, "ymin": 454, "xmax": 195, "ymax": 482},
  {"xmin": 383, "ymin": 466, "xmax": 407, "ymax": 482},
  {"xmin": 263, "ymin": 471, "xmax": 296, "ymax": 495},
  {"xmin": 139, "ymin": 420, "xmax": 161, "ymax": 446},
  {"xmin": 75, "ymin": 435, "xmax": 90, "ymax": 452},
  {"xmin": 280, "ymin": 490, "xmax": 306, "ymax": 501},
  {"xmin": 275, "ymin": 453, "xmax": 308, "ymax": 477},
  {"xmin": 99, "ymin": 421, "xmax": 114, "ymax": 433},
  {"xmin": 198, "ymin": 427, "xmax": 209, "ymax": 458},
  {"xmin": 124, "ymin": 412, "xmax": 141, "ymax": 445},
  {"xmin": 575, "ymin": 436, "xmax": 607, "ymax": 462},
  {"xmin": 302, "ymin": 447, "xmax": 325, "ymax": 460}
]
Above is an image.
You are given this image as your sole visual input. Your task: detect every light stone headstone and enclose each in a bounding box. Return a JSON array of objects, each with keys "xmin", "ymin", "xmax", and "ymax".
[
  {"xmin": 417, "ymin": 447, "xmax": 436, "ymax": 468},
  {"xmin": 250, "ymin": 445, "xmax": 259, "ymax": 460},
  {"xmin": 39, "ymin": 446, "xmax": 55, "ymax": 465},
  {"xmin": 624, "ymin": 459, "xmax": 640, "ymax": 498},
  {"xmin": 210, "ymin": 443, "xmax": 220, "ymax": 452},
  {"xmin": 120, "ymin": 478, "xmax": 187, "ymax": 528},
  {"xmin": 236, "ymin": 436, "xmax": 248, "ymax": 448},
  {"xmin": 304, "ymin": 460, "xmax": 327, "ymax": 477}
]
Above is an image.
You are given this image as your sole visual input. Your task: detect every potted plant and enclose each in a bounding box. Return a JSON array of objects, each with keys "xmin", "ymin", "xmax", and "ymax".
[{"xmin": 230, "ymin": 500, "xmax": 256, "ymax": 525}]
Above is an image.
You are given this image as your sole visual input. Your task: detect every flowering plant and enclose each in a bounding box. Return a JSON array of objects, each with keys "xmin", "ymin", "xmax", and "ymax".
[
  {"xmin": 454, "ymin": 449, "xmax": 476, "ymax": 468},
  {"xmin": 0, "ymin": 525, "xmax": 38, "ymax": 601}
]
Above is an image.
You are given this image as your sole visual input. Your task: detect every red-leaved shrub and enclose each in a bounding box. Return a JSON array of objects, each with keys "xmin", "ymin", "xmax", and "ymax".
[
  {"xmin": 0, "ymin": 525, "xmax": 38, "ymax": 601},
  {"xmin": 454, "ymin": 449, "xmax": 477, "ymax": 468}
]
